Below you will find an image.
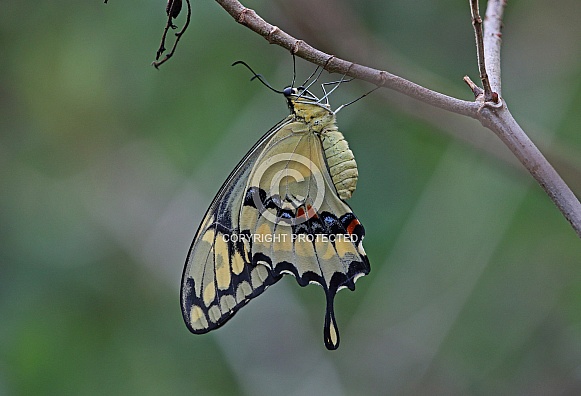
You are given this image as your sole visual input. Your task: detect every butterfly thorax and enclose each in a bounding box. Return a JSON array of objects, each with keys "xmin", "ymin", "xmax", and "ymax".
[{"xmin": 288, "ymin": 97, "xmax": 336, "ymax": 133}]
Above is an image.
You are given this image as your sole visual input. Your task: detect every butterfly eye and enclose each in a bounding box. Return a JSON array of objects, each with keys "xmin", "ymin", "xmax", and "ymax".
[{"xmin": 283, "ymin": 87, "xmax": 294, "ymax": 97}]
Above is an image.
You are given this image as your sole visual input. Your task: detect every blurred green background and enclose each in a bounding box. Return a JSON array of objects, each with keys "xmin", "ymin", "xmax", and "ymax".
[{"xmin": 2, "ymin": 0, "xmax": 581, "ymax": 394}]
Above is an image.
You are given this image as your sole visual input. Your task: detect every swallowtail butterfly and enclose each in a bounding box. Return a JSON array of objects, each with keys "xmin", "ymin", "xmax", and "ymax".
[{"xmin": 181, "ymin": 63, "xmax": 370, "ymax": 349}]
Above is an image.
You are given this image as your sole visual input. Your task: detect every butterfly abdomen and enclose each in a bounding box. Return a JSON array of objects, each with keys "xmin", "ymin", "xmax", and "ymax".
[{"xmin": 321, "ymin": 127, "xmax": 358, "ymax": 200}]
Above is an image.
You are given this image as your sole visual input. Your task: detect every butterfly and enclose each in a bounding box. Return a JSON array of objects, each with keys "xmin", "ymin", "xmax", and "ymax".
[{"xmin": 180, "ymin": 62, "xmax": 370, "ymax": 350}]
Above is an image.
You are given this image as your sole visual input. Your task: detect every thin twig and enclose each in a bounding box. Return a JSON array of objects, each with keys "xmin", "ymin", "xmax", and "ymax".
[
  {"xmin": 153, "ymin": 0, "xmax": 192, "ymax": 69},
  {"xmin": 470, "ymin": 0, "xmax": 495, "ymax": 102},
  {"xmin": 483, "ymin": 0, "xmax": 506, "ymax": 96},
  {"xmin": 463, "ymin": 75, "xmax": 484, "ymax": 98}
]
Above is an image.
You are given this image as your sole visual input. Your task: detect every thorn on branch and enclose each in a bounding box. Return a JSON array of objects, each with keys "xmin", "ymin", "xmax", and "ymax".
[{"xmin": 463, "ymin": 75, "xmax": 484, "ymax": 98}]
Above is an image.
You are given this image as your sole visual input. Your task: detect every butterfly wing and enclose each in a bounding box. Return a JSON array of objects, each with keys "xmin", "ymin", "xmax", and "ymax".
[{"xmin": 181, "ymin": 118, "xmax": 369, "ymax": 350}]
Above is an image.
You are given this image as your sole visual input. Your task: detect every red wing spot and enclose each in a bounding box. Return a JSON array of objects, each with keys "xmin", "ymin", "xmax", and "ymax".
[
  {"xmin": 297, "ymin": 207, "xmax": 305, "ymax": 219},
  {"xmin": 306, "ymin": 204, "xmax": 318, "ymax": 219},
  {"xmin": 346, "ymin": 218, "xmax": 360, "ymax": 235}
]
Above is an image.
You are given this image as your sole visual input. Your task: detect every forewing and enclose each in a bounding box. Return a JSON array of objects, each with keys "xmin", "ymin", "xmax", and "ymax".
[{"xmin": 181, "ymin": 118, "xmax": 293, "ymax": 334}]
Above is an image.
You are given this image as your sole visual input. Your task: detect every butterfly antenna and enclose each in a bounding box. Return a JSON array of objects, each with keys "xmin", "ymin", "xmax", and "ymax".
[
  {"xmin": 294, "ymin": 66, "xmax": 325, "ymax": 103},
  {"xmin": 334, "ymin": 86, "xmax": 380, "ymax": 114},
  {"xmin": 301, "ymin": 64, "xmax": 322, "ymax": 88},
  {"xmin": 301, "ymin": 66, "xmax": 324, "ymax": 93},
  {"xmin": 320, "ymin": 74, "xmax": 354, "ymax": 105},
  {"xmin": 232, "ymin": 61, "xmax": 284, "ymax": 94}
]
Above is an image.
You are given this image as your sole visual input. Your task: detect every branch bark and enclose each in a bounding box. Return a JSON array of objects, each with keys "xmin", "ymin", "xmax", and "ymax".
[{"xmin": 214, "ymin": 0, "xmax": 581, "ymax": 238}]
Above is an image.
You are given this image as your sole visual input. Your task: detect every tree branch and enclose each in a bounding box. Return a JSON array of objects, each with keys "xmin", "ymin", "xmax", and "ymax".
[
  {"xmin": 214, "ymin": 0, "xmax": 480, "ymax": 118},
  {"xmin": 483, "ymin": 0, "xmax": 505, "ymax": 96},
  {"xmin": 213, "ymin": 0, "xmax": 581, "ymax": 237},
  {"xmin": 479, "ymin": 104, "xmax": 581, "ymax": 235}
]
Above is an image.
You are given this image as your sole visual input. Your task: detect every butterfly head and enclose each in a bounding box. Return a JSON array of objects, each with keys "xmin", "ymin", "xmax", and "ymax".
[{"xmin": 231, "ymin": 61, "xmax": 336, "ymax": 130}]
